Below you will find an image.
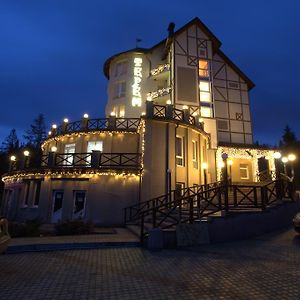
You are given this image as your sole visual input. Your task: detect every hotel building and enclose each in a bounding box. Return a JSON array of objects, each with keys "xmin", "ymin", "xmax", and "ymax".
[{"xmin": 1, "ymin": 18, "xmax": 279, "ymax": 225}]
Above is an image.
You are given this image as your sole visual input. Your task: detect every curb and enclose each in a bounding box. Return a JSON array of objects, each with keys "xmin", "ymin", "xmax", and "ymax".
[{"xmin": 6, "ymin": 241, "xmax": 141, "ymax": 254}]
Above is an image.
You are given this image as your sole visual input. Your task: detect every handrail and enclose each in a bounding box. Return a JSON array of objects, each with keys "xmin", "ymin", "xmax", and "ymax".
[
  {"xmin": 124, "ymin": 181, "xmax": 223, "ymax": 224},
  {"xmin": 135, "ymin": 177, "xmax": 295, "ymax": 244}
]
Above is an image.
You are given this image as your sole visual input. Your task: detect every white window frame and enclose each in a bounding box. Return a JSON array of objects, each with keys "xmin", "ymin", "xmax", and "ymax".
[
  {"xmin": 64, "ymin": 143, "xmax": 76, "ymax": 166},
  {"xmin": 240, "ymin": 164, "xmax": 249, "ymax": 180},
  {"xmin": 73, "ymin": 190, "xmax": 87, "ymax": 219},
  {"xmin": 176, "ymin": 136, "xmax": 185, "ymax": 167},
  {"xmin": 114, "ymin": 60, "xmax": 128, "ymax": 77},
  {"xmin": 198, "ymin": 59, "xmax": 210, "ymax": 79},
  {"xmin": 114, "ymin": 81, "xmax": 126, "ymax": 99}
]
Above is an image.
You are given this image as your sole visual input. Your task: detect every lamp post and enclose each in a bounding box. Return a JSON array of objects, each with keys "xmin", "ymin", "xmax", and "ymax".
[
  {"xmin": 202, "ymin": 162, "xmax": 208, "ymax": 187},
  {"xmin": 221, "ymin": 153, "xmax": 229, "ymax": 212},
  {"xmin": 228, "ymin": 159, "xmax": 233, "ymax": 185},
  {"xmin": 281, "ymin": 156, "xmax": 288, "ymax": 175},
  {"xmin": 288, "ymin": 153, "xmax": 296, "ymax": 178}
]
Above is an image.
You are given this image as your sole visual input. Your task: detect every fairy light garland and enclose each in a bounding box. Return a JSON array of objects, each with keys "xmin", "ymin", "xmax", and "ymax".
[
  {"xmin": 42, "ymin": 130, "xmax": 139, "ymax": 150},
  {"xmin": 216, "ymin": 146, "xmax": 277, "ymax": 181},
  {"xmin": 2, "ymin": 169, "xmax": 140, "ymax": 184}
]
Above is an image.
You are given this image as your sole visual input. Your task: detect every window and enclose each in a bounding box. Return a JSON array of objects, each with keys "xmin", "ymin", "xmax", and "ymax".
[
  {"xmin": 23, "ymin": 181, "xmax": 30, "ymax": 207},
  {"xmin": 119, "ymin": 105, "xmax": 125, "ymax": 117},
  {"xmin": 217, "ymin": 120, "xmax": 229, "ymax": 131},
  {"xmin": 175, "ymin": 182, "xmax": 185, "ymax": 199},
  {"xmin": 192, "ymin": 140, "xmax": 198, "ymax": 169},
  {"xmin": 114, "ymin": 81, "xmax": 126, "ymax": 98},
  {"xmin": 176, "ymin": 136, "xmax": 184, "ymax": 166},
  {"xmin": 52, "ymin": 190, "xmax": 64, "ymax": 223},
  {"xmin": 73, "ymin": 191, "xmax": 87, "ymax": 219},
  {"xmin": 240, "ymin": 164, "xmax": 249, "ymax": 179},
  {"xmin": 199, "ymin": 81, "xmax": 211, "ymax": 103},
  {"xmin": 87, "ymin": 141, "xmax": 103, "ymax": 153},
  {"xmin": 33, "ymin": 180, "xmax": 41, "ymax": 207},
  {"xmin": 200, "ymin": 106, "xmax": 212, "ymax": 118},
  {"xmin": 64, "ymin": 143, "xmax": 76, "ymax": 166},
  {"xmin": 114, "ymin": 61, "xmax": 127, "ymax": 77},
  {"xmin": 199, "ymin": 60, "xmax": 209, "ymax": 78}
]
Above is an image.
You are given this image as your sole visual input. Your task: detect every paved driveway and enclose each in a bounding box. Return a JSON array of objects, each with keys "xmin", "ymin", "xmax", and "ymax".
[{"xmin": 1, "ymin": 228, "xmax": 300, "ymax": 299}]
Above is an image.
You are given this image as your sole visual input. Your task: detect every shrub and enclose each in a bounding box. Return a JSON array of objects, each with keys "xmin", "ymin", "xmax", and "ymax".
[
  {"xmin": 55, "ymin": 220, "xmax": 93, "ymax": 236},
  {"xmin": 9, "ymin": 219, "xmax": 41, "ymax": 238}
]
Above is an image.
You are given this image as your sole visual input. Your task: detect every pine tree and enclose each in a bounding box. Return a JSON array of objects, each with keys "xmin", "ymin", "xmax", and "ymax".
[
  {"xmin": 280, "ymin": 125, "xmax": 298, "ymax": 151},
  {"xmin": 24, "ymin": 113, "xmax": 46, "ymax": 149},
  {"xmin": 1, "ymin": 128, "xmax": 20, "ymax": 153}
]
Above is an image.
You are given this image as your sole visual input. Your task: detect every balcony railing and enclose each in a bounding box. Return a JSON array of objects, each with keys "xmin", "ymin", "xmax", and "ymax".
[
  {"xmin": 40, "ymin": 152, "xmax": 142, "ymax": 170},
  {"xmin": 146, "ymin": 87, "xmax": 171, "ymax": 101},
  {"xmin": 52, "ymin": 118, "xmax": 141, "ymax": 137},
  {"xmin": 147, "ymin": 102, "xmax": 204, "ymax": 131},
  {"xmin": 150, "ymin": 63, "xmax": 170, "ymax": 77}
]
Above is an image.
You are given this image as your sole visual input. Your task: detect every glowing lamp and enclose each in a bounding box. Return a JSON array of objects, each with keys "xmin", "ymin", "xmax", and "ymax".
[
  {"xmin": 288, "ymin": 154, "xmax": 296, "ymax": 161},
  {"xmin": 202, "ymin": 162, "xmax": 208, "ymax": 170},
  {"xmin": 228, "ymin": 160, "xmax": 233, "ymax": 166},
  {"xmin": 63, "ymin": 118, "xmax": 69, "ymax": 123},
  {"xmin": 198, "ymin": 118, "xmax": 204, "ymax": 123},
  {"xmin": 10, "ymin": 155, "xmax": 16, "ymax": 162},
  {"xmin": 182, "ymin": 105, "xmax": 188, "ymax": 110},
  {"xmin": 166, "ymin": 100, "xmax": 172, "ymax": 105},
  {"xmin": 146, "ymin": 95, "xmax": 153, "ymax": 101},
  {"xmin": 51, "ymin": 146, "xmax": 57, "ymax": 152},
  {"xmin": 281, "ymin": 157, "xmax": 288, "ymax": 163},
  {"xmin": 110, "ymin": 111, "xmax": 116, "ymax": 117},
  {"xmin": 52, "ymin": 124, "xmax": 57, "ymax": 129},
  {"xmin": 273, "ymin": 152, "xmax": 281, "ymax": 159},
  {"xmin": 141, "ymin": 112, "xmax": 146, "ymax": 116},
  {"xmin": 83, "ymin": 113, "xmax": 89, "ymax": 119},
  {"xmin": 48, "ymin": 131, "xmax": 52, "ymax": 135},
  {"xmin": 23, "ymin": 150, "xmax": 30, "ymax": 157}
]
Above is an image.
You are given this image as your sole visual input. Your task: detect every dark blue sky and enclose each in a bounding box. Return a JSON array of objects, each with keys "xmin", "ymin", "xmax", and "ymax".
[{"xmin": 1, "ymin": 0, "xmax": 300, "ymax": 145}]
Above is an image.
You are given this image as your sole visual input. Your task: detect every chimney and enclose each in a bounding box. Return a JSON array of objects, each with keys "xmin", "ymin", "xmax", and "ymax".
[
  {"xmin": 162, "ymin": 22, "xmax": 175, "ymax": 60},
  {"xmin": 168, "ymin": 22, "xmax": 175, "ymax": 38}
]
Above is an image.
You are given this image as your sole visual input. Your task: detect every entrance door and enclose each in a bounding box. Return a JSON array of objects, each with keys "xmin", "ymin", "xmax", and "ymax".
[
  {"xmin": 73, "ymin": 191, "xmax": 86, "ymax": 219},
  {"xmin": 52, "ymin": 191, "xmax": 64, "ymax": 223}
]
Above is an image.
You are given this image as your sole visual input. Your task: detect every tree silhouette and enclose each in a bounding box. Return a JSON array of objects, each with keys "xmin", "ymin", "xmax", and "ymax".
[
  {"xmin": 280, "ymin": 125, "xmax": 298, "ymax": 149},
  {"xmin": 1, "ymin": 128, "xmax": 20, "ymax": 153},
  {"xmin": 23, "ymin": 113, "xmax": 46, "ymax": 149}
]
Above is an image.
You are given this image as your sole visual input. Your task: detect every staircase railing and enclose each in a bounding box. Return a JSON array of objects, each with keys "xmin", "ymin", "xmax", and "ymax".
[
  {"xmin": 136, "ymin": 178, "xmax": 295, "ymax": 244},
  {"xmin": 124, "ymin": 181, "xmax": 222, "ymax": 224}
]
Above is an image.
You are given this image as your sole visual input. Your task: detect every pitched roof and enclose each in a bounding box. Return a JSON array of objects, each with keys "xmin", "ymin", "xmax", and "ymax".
[{"xmin": 103, "ymin": 17, "xmax": 255, "ymax": 89}]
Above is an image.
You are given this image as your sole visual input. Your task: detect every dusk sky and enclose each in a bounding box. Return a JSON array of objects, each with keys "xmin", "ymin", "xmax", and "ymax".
[{"xmin": 1, "ymin": 0, "xmax": 300, "ymax": 145}]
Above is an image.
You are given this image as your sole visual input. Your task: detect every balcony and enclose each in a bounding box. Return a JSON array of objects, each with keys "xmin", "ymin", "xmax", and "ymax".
[
  {"xmin": 146, "ymin": 87, "xmax": 172, "ymax": 101},
  {"xmin": 50, "ymin": 118, "xmax": 141, "ymax": 138},
  {"xmin": 150, "ymin": 63, "xmax": 170, "ymax": 79},
  {"xmin": 3, "ymin": 152, "xmax": 142, "ymax": 182}
]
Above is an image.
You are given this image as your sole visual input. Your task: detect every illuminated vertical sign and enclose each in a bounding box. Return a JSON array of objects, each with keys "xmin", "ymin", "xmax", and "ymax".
[{"xmin": 132, "ymin": 57, "xmax": 142, "ymax": 107}]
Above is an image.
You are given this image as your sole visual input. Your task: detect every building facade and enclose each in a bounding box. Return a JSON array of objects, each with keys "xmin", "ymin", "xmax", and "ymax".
[{"xmin": 1, "ymin": 18, "xmax": 278, "ymax": 225}]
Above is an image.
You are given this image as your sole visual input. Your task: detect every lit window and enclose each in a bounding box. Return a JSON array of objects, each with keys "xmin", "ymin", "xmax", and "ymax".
[
  {"xmin": 199, "ymin": 81, "xmax": 211, "ymax": 103},
  {"xmin": 87, "ymin": 141, "xmax": 103, "ymax": 153},
  {"xmin": 175, "ymin": 136, "xmax": 185, "ymax": 166},
  {"xmin": 114, "ymin": 81, "xmax": 126, "ymax": 98},
  {"xmin": 64, "ymin": 143, "xmax": 76, "ymax": 166},
  {"xmin": 114, "ymin": 61, "xmax": 127, "ymax": 77},
  {"xmin": 200, "ymin": 106, "xmax": 212, "ymax": 118},
  {"xmin": 119, "ymin": 105, "xmax": 125, "ymax": 117},
  {"xmin": 192, "ymin": 140, "xmax": 198, "ymax": 169},
  {"xmin": 199, "ymin": 60, "xmax": 209, "ymax": 78},
  {"xmin": 240, "ymin": 164, "xmax": 249, "ymax": 179}
]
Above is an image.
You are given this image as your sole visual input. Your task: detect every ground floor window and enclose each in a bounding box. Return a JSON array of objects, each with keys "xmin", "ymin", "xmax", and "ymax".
[
  {"xmin": 175, "ymin": 182, "xmax": 185, "ymax": 199},
  {"xmin": 33, "ymin": 180, "xmax": 41, "ymax": 207},
  {"xmin": 239, "ymin": 164, "xmax": 249, "ymax": 180},
  {"xmin": 23, "ymin": 181, "xmax": 30, "ymax": 207},
  {"xmin": 73, "ymin": 190, "xmax": 87, "ymax": 219},
  {"xmin": 52, "ymin": 190, "xmax": 64, "ymax": 223}
]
